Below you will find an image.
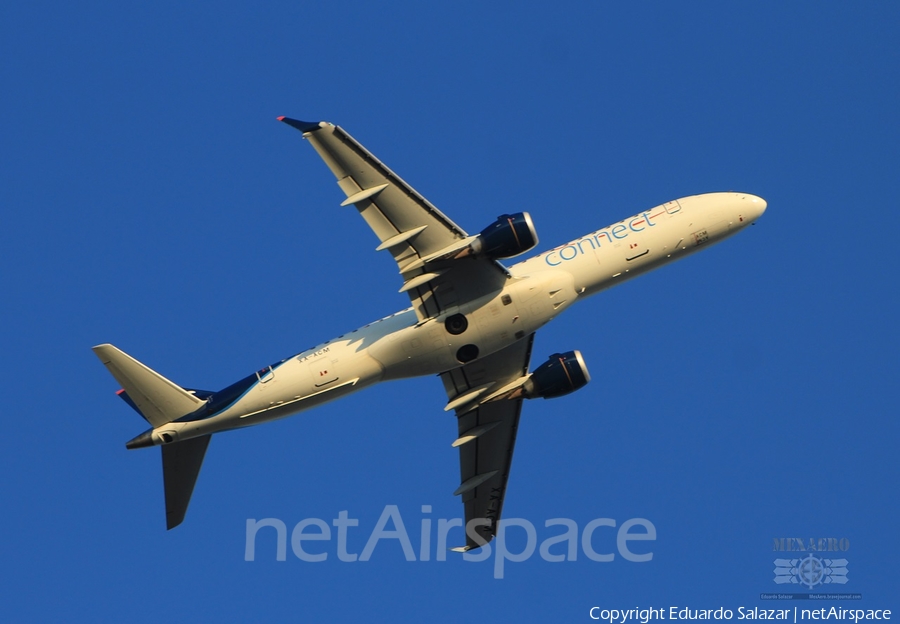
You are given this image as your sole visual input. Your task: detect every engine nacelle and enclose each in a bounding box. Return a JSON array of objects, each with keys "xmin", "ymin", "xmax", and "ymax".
[
  {"xmin": 472, "ymin": 212, "xmax": 538, "ymax": 259},
  {"xmin": 523, "ymin": 350, "xmax": 591, "ymax": 399}
]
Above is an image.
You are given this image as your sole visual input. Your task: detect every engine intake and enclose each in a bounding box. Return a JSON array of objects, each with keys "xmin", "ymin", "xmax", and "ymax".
[
  {"xmin": 523, "ymin": 350, "xmax": 590, "ymax": 399},
  {"xmin": 472, "ymin": 212, "xmax": 538, "ymax": 259}
]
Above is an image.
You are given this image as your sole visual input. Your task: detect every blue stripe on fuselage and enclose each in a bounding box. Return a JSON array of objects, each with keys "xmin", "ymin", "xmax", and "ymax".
[{"xmin": 174, "ymin": 360, "xmax": 290, "ymax": 423}]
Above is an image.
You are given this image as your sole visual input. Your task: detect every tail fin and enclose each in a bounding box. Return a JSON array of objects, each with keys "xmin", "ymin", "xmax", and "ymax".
[
  {"xmin": 163, "ymin": 435, "xmax": 212, "ymax": 529},
  {"xmin": 92, "ymin": 344, "xmax": 205, "ymax": 427}
]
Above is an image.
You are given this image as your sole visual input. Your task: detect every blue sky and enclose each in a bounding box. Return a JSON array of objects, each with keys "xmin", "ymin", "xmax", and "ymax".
[{"xmin": 2, "ymin": 2, "xmax": 897, "ymax": 621}]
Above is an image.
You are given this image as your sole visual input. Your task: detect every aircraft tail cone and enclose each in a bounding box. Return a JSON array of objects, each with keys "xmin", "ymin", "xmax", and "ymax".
[{"xmin": 126, "ymin": 430, "xmax": 154, "ymax": 449}]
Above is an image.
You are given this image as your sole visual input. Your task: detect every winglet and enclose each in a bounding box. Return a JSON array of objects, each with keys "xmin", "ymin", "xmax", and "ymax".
[{"xmin": 277, "ymin": 116, "xmax": 322, "ymax": 133}]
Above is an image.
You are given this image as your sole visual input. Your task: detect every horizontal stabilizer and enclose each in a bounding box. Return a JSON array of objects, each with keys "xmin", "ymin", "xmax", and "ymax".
[
  {"xmin": 162, "ymin": 435, "xmax": 211, "ymax": 530},
  {"xmin": 92, "ymin": 344, "xmax": 205, "ymax": 427}
]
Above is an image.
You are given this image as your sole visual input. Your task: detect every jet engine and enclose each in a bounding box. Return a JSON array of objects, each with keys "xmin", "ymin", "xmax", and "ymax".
[
  {"xmin": 455, "ymin": 212, "xmax": 538, "ymax": 260},
  {"xmin": 523, "ymin": 350, "xmax": 591, "ymax": 399}
]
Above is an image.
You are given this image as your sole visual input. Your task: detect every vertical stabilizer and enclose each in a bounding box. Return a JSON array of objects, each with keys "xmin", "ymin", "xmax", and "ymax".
[
  {"xmin": 92, "ymin": 344, "xmax": 205, "ymax": 427},
  {"xmin": 162, "ymin": 435, "xmax": 212, "ymax": 529}
]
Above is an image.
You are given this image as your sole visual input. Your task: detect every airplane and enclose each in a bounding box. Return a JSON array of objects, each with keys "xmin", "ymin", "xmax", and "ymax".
[{"xmin": 93, "ymin": 117, "xmax": 766, "ymax": 549}]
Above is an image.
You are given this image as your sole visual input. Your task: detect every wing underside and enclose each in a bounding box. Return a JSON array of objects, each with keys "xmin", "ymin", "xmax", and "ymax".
[
  {"xmin": 280, "ymin": 118, "xmax": 508, "ymax": 321},
  {"xmin": 441, "ymin": 334, "xmax": 534, "ymax": 550}
]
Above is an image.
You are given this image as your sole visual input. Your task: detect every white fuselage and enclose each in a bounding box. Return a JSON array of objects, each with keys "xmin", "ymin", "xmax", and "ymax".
[{"xmin": 151, "ymin": 192, "xmax": 765, "ymax": 445}]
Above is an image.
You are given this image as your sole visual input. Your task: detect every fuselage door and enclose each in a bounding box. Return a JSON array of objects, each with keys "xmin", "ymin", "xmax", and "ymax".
[{"xmin": 664, "ymin": 200, "xmax": 681, "ymax": 215}]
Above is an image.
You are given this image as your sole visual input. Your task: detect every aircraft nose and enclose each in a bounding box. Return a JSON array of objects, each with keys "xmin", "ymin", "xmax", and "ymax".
[{"xmin": 738, "ymin": 193, "xmax": 767, "ymax": 222}]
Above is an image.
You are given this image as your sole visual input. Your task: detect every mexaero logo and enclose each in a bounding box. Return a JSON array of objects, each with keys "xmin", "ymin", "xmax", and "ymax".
[
  {"xmin": 772, "ymin": 537, "xmax": 849, "ymax": 588},
  {"xmin": 773, "ymin": 537, "xmax": 849, "ymax": 552}
]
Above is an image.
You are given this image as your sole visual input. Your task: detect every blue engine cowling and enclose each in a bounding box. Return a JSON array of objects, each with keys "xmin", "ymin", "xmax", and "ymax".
[
  {"xmin": 475, "ymin": 212, "xmax": 538, "ymax": 259},
  {"xmin": 523, "ymin": 351, "xmax": 591, "ymax": 399}
]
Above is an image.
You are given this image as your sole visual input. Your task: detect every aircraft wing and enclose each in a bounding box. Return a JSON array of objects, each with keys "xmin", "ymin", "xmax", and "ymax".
[
  {"xmin": 279, "ymin": 118, "xmax": 508, "ymax": 322},
  {"xmin": 440, "ymin": 333, "xmax": 535, "ymax": 550}
]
